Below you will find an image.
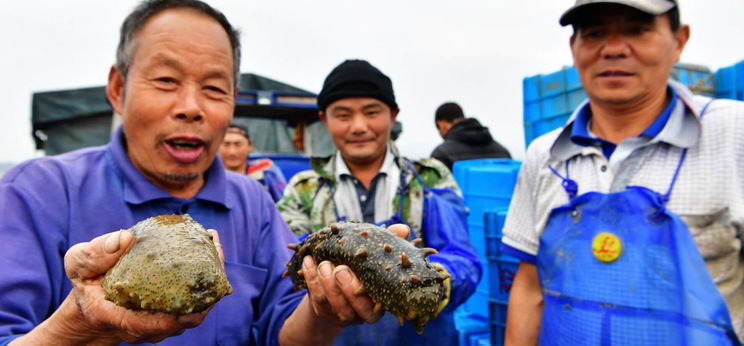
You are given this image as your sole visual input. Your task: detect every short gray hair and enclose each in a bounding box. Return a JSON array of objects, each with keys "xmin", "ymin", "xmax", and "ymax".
[{"xmin": 115, "ymin": 0, "xmax": 241, "ymax": 88}]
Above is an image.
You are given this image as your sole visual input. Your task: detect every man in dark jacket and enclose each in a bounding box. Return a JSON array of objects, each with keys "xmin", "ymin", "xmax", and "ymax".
[{"xmin": 431, "ymin": 102, "xmax": 511, "ymax": 170}]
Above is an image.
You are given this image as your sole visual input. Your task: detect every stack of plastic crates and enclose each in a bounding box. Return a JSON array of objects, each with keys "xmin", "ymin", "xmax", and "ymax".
[
  {"xmin": 452, "ymin": 159, "xmax": 522, "ymax": 346},
  {"xmin": 484, "ymin": 210, "xmax": 519, "ymax": 346},
  {"xmin": 715, "ymin": 60, "xmax": 744, "ymax": 101}
]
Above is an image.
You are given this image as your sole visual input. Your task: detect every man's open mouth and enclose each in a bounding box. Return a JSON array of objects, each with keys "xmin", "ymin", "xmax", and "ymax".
[
  {"xmin": 166, "ymin": 138, "xmax": 205, "ymax": 149},
  {"xmin": 164, "ymin": 137, "xmax": 206, "ymax": 164}
]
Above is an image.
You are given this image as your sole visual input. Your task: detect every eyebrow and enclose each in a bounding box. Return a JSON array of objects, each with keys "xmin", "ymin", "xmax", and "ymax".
[
  {"xmin": 328, "ymin": 105, "xmax": 352, "ymax": 113},
  {"xmin": 151, "ymin": 53, "xmax": 183, "ymax": 71},
  {"xmin": 329, "ymin": 102, "xmax": 384, "ymax": 114},
  {"xmin": 202, "ymin": 68, "xmax": 232, "ymax": 84},
  {"xmin": 361, "ymin": 102, "xmax": 384, "ymax": 111}
]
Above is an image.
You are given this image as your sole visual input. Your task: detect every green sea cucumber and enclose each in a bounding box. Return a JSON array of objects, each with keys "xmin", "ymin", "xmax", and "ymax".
[{"xmin": 102, "ymin": 214, "xmax": 232, "ymax": 314}]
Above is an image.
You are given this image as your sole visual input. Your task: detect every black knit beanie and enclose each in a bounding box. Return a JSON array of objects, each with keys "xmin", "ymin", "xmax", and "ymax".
[{"xmin": 317, "ymin": 59, "xmax": 397, "ymax": 112}]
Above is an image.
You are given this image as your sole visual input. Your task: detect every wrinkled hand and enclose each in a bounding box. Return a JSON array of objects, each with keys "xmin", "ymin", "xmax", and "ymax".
[
  {"xmin": 302, "ymin": 224, "xmax": 410, "ymax": 327},
  {"xmin": 61, "ymin": 229, "xmax": 225, "ymax": 344}
]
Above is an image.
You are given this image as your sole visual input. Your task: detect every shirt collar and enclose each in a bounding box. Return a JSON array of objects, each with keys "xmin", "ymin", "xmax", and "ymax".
[
  {"xmin": 551, "ymin": 81, "xmax": 701, "ymax": 161},
  {"xmin": 334, "ymin": 146, "xmax": 396, "ymax": 181},
  {"xmin": 108, "ymin": 126, "xmax": 230, "ymax": 208}
]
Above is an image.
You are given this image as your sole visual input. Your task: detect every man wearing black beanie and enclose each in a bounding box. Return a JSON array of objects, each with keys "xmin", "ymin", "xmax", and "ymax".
[{"xmin": 277, "ymin": 59, "xmax": 482, "ymax": 345}]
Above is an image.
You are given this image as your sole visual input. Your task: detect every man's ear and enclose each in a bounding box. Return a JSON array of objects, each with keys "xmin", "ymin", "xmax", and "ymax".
[
  {"xmin": 319, "ymin": 110, "xmax": 328, "ymax": 125},
  {"xmin": 106, "ymin": 65, "xmax": 125, "ymax": 115},
  {"xmin": 673, "ymin": 24, "xmax": 690, "ymax": 63},
  {"xmin": 390, "ymin": 108, "xmax": 399, "ymax": 123}
]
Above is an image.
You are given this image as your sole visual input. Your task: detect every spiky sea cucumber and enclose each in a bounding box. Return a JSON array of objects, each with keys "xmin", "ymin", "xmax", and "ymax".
[{"xmin": 283, "ymin": 221, "xmax": 449, "ymax": 334}]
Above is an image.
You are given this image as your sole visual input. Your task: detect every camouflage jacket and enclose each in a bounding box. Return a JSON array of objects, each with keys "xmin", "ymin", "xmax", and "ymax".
[{"xmin": 276, "ymin": 142, "xmax": 461, "ymax": 238}]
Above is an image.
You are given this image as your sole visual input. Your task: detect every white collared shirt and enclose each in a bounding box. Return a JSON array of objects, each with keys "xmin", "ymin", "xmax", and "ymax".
[
  {"xmin": 333, "ymin": 146, "xmax": 401, "ymax": 224},
  {"xmin": 502, "ymin": 80, "xmax": 744, "ymax": 340}
]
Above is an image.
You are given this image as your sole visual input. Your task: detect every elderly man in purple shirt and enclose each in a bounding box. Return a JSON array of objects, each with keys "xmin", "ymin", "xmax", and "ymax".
[{"xmin": 0, "ymin": 1, "xmax": 399, "ymax": 345}]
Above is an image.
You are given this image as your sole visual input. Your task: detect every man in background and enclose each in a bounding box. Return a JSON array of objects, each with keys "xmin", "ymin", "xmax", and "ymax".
[
  {"xmin": 431, "ymin": 102, "xmax": 511, "ymax": 170},
  {"xmin": 219, "ymin": 122, "xmax": 286, "ymax": 201}
]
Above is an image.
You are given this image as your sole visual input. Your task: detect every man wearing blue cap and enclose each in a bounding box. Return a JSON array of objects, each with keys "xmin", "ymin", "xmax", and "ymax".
[{"xmin": 502, "ymin": 0, "xmax": 744, "ymax": 344}]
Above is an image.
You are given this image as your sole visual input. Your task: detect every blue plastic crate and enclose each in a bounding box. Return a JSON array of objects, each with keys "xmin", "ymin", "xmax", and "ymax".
[
  {"xmin": 671, "ymin": 63, "xmax": 715, "ymax": 97},
  {"xmin": 457, "ymin": 289, "xmax": 490, "ymax": 320},
  {"xmin": 522, "ymin": 67, "xmax": 584, "ymax": 148},
  {"xmin": 452, "ymin": 159, "xmax": 522, "ymax": 319},
  {"xmin": 523, "ymin": 62, "xmax": 717, "ymax": 148},
  {"xmin": 484, "ymin": 210, "xmax": 508, "ymax": 259},
  {"xmin": 489, "ymin": 298, "xmax": 509, "ymax": 346},
  {"xmin": 453, "ymin": 159, "xmax": 522, "ymax": 205},
  {"xmin": 455, "ymin": 312, "xmax": 490, "ymax": 346},
  {"xmin": 488, "ymin": 256, "xmax": 519, "ymax": 302},
  {"xmin": 714, "ymin": 60, "xmax": 744, "ymax": 101},
  {"xmin": 465, "ymin": 196, "xmax": 513, "ymax": 228},
  {"xmin": 469, "ymin": 332, "xmax": 491, "ymax": 346}
]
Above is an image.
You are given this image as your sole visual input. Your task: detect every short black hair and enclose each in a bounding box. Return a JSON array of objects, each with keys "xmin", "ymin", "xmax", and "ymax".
[
  {"xmin": 571, "ymin": 3, "xmax": 681, "ymax": 34},
  {"xmin": 227, "ymin": 123, "xmax": 250, "ymax": 140},
  {"xmin": 435, "ymin": 102, "xmax": 465, "ymax": 124},
  {"xmin": 116, "ymin": 0, "xmax": 241, "ymax": 87}
]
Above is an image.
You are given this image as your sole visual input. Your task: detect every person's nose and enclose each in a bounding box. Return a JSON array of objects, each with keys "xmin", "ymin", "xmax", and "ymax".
[
  {"xmin": 349, "ymin": 114, "xmax": 368, "ymax": 134},
  {"xmin": 601, "ymin": 31, "xmax": 630, "ymax": 60},
  {"xmin": 173, "ymin": 84, "xmax": 204, "ymax": 122}
]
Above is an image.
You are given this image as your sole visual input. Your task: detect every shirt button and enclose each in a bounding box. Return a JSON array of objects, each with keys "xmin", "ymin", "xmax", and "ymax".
[
  {"xmin": 600, "ymin": 165, "xmax": 608, "ymax": 172},
  {"xmin": 360, "ymin": 195, "xmax": 367, "ymax": 202}
]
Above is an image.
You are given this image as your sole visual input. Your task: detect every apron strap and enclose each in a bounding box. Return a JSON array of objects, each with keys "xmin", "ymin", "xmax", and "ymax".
[{"xmin": 548, "ymin": 161, "xmax": 579, "ymax": 200}]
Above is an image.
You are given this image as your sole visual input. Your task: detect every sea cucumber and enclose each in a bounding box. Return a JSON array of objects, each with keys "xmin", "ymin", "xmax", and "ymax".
[{"xmin": 283, "ymin": 221, "xmax": 449, "ymax": 334}]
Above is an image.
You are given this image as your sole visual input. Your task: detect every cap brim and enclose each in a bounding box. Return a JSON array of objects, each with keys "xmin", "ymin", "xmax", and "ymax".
[{"xmin": 559, "ymin": 0, "xmax": 675, "ymax": 26}]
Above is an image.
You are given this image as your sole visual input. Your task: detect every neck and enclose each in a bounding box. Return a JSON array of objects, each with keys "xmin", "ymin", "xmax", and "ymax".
[
  {"xmin": 588, "ymin": 90, "xmax": 670, "ymax": 144},
  {"xmin": 342, "ymin": 153, "xmax": 386, "ymax": 189},
  {"xmin": 157, "ymin": 176, "xmax": 205, "ymax": 200}
]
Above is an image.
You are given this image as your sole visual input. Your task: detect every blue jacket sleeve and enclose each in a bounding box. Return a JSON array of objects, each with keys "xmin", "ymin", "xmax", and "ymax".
[
  {"xmin": 0, "ymin": 335, "xmax": 21, "ymax": 346},
  {"xmin": 262, "ymin": 165, "xmax": 287, "ymax": 203},
  {"xmin": 0, "ymin": 161, "xmax": 70, "ymax": 340},
  {"xmin": 421, "ymin": 187, "xmax": 482, "ymax": 312}
]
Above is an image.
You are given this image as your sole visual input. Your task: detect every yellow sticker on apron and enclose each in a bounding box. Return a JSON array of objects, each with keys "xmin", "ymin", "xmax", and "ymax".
[{"xmin": 592, "ymin": 232, "xmax": 622, "ymax": 263}]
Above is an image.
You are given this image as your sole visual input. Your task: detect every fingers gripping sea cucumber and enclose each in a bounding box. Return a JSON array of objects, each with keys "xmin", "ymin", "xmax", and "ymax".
[{"xmin": 283, "ymin": 221, "xmax": 450, "ymax": 334}]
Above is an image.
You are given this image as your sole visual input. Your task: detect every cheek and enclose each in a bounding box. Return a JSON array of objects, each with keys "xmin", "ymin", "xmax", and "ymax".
[
  {"xmin": 328, "ymin": 122, "xmax": 349, "ymax": 139},
  {"xmin": 370, "ymin": 119, "xmax": 392, "ymax": 136},
  {"xmin": 571, "ymin": 42, "xmax": 597, "ymax": 68}
]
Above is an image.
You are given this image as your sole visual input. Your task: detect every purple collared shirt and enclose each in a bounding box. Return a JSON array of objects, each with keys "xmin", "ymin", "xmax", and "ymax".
[{"xmin": 0, "ymin": 127, "xmax": 303, "ymax": 345}]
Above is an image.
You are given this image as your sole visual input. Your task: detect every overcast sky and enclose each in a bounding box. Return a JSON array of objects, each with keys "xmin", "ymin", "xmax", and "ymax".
[{"xmin": 1, "ymin": 0, "xmax": 743, "ymax": 163}]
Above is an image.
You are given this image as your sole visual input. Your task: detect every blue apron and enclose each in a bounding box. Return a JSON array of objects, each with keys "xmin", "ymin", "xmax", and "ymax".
[
  {"xmin": 536, "ymin": 102, "xmax": 739, "ymax": 345},
  {"xmin": 330, "ymin": 162, "xmax": 469, "ymax": 346}
]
